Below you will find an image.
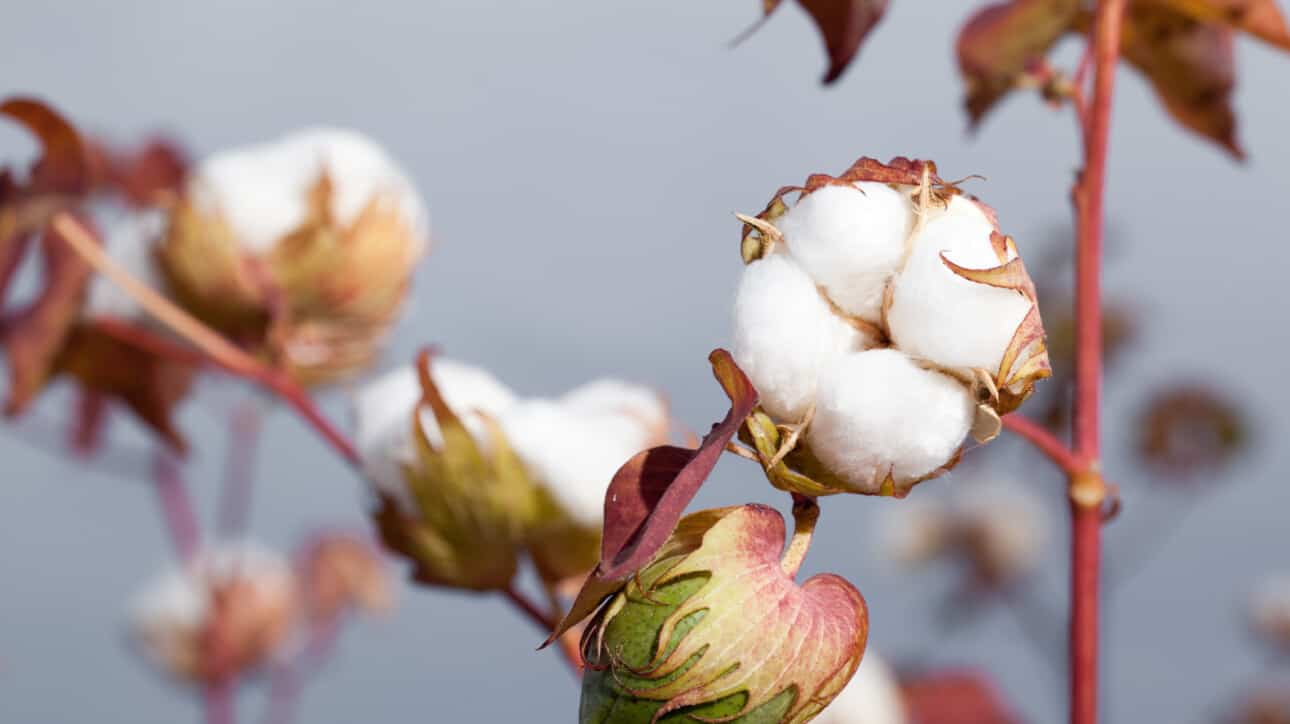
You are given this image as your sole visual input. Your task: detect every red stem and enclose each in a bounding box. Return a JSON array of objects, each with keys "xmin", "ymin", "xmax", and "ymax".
[
  {"xmin": 1002, "ymin": 414, "xmax": 1079, "ymax": 473},
  {"xmin": 504, "ymin": 586, "xmax": 584, "ymax": 673},
  {"xmin": 204, "ymin": 679, "xmax": 235, "ymax": 724},
  {"xmin": 217, "ymin": 401, "xmax": 263, "ymax": 537},
  {"xmin": 1068, "ymin": 1, "xmax": 1126, "ymax": 722},
  {"xmin": 152, "ymin": 450, "xmax": 200, "ymax": 561}
]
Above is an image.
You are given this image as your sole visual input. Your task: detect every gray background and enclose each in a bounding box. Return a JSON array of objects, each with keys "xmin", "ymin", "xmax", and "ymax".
[{"xmin": 1, "ymin": 1, "xmax": 1287, "ymax": 722}]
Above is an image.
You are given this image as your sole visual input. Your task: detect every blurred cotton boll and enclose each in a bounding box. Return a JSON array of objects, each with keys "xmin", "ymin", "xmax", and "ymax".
[
  {"xmin": 807, "ymin": 349, "xmax": 974, "ymax": 492},
  {"xmin": 129, "ymin": 542, "xmax": 297, "ymax": 684},
  {"xmin": 157, "ymin": 127, "xmax": 430, "ymax": 385},
  {"xmin": 732, "ymin": 254, "xmax": 869, "ymax": 422},
  {"xmin": 777, "ymin": 181, "xmax": 913, "ymax": 322},
  {"xmin": 353, "ymin": 359, "xmax": 518, "ymax": 506},
  {"xmin": 1249, "ymin": 574, "xmax": 1290, "ymax": 653},
  {"xmin": 297, "ymin": 532, "xmax": 393, "ymax": 626},
  {"xmin": 887, "ymin": 195, "xmax": 1032, "ymax": 374},
  {"xmin": 815, "ymin": 652, "xmax": 908, "ymax": 724}
]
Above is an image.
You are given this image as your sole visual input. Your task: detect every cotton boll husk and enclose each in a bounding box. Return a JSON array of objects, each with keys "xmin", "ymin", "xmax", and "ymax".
[
  {"xmin": 352, "ymin": 360, "xmax": 517, "ymax": 505},
  {"xmin": 888, "ymin": 195, "xmax": 1031, "ymax": 374},
  {"xmin": 733, "ymin": 254, "xmax": 870, "ymax": 422},
  {"xmin": 85, "ymin": 208, "xmax": 167, "ymax": 319},
  {"xmin": 778, "ymin": 182, "xmax": 913, "ymax": 322},
  {"xmin": 807, "ymin": 349, "xmax": 974, "ymax": 490},
  {"xmin": 815, "ymin": 652, "xmax": 909, "ymax": 724},
  {"xmin": 501, "ymin": 397, "xmax": 662, "ymax": 527},
  {"xmin": 189, "ymin": 127, "xmax": 428, "ymax": 255}
]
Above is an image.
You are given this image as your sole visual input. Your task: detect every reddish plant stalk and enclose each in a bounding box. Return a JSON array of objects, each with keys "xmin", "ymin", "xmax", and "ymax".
[
  {"xmin": 1068, "ymin": 1, "xmax": 1127, "ymax": 722},
  {"xmin": 152, "ymin": 450, "xmax": 200, "ymax": 561},
  {"xmin": 1002, "ymin": 414, "xmax": 1078, "ymax": 473},
  {"xmin": 217, "ymin": 401, "xmax": 263, "ymax": 537},
  {"xmin": 205, "ymin": 678, "xmax": 235, "ymax": 724}
]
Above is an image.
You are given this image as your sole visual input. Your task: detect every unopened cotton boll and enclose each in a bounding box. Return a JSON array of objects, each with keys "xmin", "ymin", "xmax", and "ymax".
[
  {"xmin": 807, "ymin": 349, "xmax": 973, "ymax": 490},
  {"xmin": 733, "ymin": 254, "xmax": 869, "ymax": 422},
  {"xmin": 815, "ymin": 652, "xmax": 909, "ymax": 724},
  {"xmin": 778, "ymin": 182, "xmax": 913, "ymax": 322},
  {"xmin": 888, "ymin": 195, "xmax": 1031, "ymax": 374},
  {"xmin": 501, "ymin": 387, "xmax": 664, "ymax": 526},
  {"xmin": 352, "ymin": 359, "xmax": 517, "ymax": 505}
]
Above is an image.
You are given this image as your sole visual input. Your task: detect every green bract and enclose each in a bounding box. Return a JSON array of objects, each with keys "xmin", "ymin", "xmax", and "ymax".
[{"xmin": 577, "ymin": 505, "xmax": 868, "ymax": 724}]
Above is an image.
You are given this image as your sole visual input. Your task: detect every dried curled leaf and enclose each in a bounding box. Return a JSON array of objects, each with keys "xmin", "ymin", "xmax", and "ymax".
[
  {"xmin": 1120, "ymin": 2, "xmax": 1243, "ymax": 157},
  {"xmin": 1136, "ymin": 383, "xmax": 1248, "ymax": 478},
  {"xmin": 578, "ymin": 505, "xmax": 868, "ymax": 723},
  {"xmin": 956, "ymin": 0, "xmax": 1082, "ymax": 124},
  {"xmin": 759, "ymin": 0, "xmax": 890, "ymax": 84},
  {"xmin": 0, "ymin": 97, "xmax": 92, "ymax": 197},
  {"xmin": 547, "ymin": 350, "xmax": 757, "ymax": 642}
]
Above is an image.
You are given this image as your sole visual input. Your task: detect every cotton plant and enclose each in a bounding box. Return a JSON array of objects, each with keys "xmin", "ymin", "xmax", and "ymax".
[
  {"xmin": 157, "ymin": 128, "xmax": 430, "ymax": 385},
  {"xmin": 129, "ymin": 542, "xmax": 298, "ymax": 684},
  {"xmin": 353, "ymin": 352, "xmax": 669, "ymax": 592},
  {"xmin": 733, "ymin": 157, "xmax": 1049, "ymax": 498},
  {"xmin": 813, "ymin": 652, "xmax": 908, "ymax": 724}
]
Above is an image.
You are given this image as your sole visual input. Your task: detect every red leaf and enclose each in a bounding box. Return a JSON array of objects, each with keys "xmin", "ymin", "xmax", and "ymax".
[
  {"xmin": 92, "ymin": 137, "xmax": 189, "ymax": 207},
  {"xmin": 545, "ymin": 350, "xmax": 758, "ymax": 647},
  {"xmin": 2, "ymin": 220, "xmax": 96, "ymax": 415},
  {"xmin": 597, "ymin": 348, "xmax": 757, "ymax": 579},
  {"xmin": 901, "ymin": 668, "xmax": 1021, "ymax": 724},
  {"xmin": 0, "ymin": 97, "xmax": 91, "ymax": 196},
  {"xmin": 1139, "ymin": 0, "xmax": 1290, "ymax": 49},
  {"xmin": 797, "ymin": 0, "xmax": 890, "ymax": 83},
  {"xmin": 1120, "ymin": 3, "xmax": 1244, "ymax": 157},
  {"xmin": 956, "ymin": 0, "xmax": 1082, "ymax": 125}
]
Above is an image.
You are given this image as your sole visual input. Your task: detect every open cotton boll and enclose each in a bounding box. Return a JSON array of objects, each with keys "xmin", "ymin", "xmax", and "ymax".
[
  {"xmin": 352, "ymin": 360, "xmax": 518, "ymax": 502},
  {"xmin": 501, "ymin": 399, "xmax": 660, "ymax": 526},
  {"xmin": 807, "ymin": 349, "xmax": 973, "ymax": 489},
  {"xmin": 778, "ymin": 182, "xmax": 913, "ymax": 321},
  {"xmin": 189, "ymin": 127, "xmax": 429, "ymax": 254},
  {"xmin": 815, "ymin": 652, "xmax": 909, "ymax": 724},
  {"xmin": 888, "ymin": 195, "xmax": 1031, "ymax": 374},
  {"xmin": 85, "ymin": 208, "xmax": 167, "ymax": 319},
  {"xmin": 733, "ymin": 254, "xmax": 869, "ymax": 422},
  {"xmin": 559, "ymin": 378, "xmax": 667, "ymax": 433}
]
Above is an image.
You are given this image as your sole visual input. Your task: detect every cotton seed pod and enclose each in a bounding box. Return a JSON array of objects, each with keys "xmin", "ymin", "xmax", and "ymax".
[
  {"xmin": 361, "ymin": 354, "xmax": 541, "ymax": 591},
  {"xmin": 157, "ymin": 128, "xmax": 429, "ymax": 385},
  {"xmin": 297, "ymin": 532, "xmax": 393, "ymax": 625},
  {"xmin": 814, "ymin": 652, "xmax": 908, "ymax": 724},
  {"xmin": 733, "ymin": 254, "xmax": 871, "ymax": 423},
  {"xmin": 129, "ymin": 542, "xmax": 297, "ymax": 684},
  {"xmin": 578, "ymin": 504, "xmax": 868, "ymax": 724},
  {"xmin": 732, "ymin": 157, "xmax": 1049, "ymax": 498},
  {"xmin": 502, "ymin": 379, "xmax": 669, "ymax": 586}
]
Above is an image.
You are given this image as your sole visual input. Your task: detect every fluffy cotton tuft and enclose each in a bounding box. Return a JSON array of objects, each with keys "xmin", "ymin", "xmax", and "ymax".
[
  {"xmin": 501, "ymin": 379, "xmax": 666, "ymax": 526},
  {"xmin": 807, "ymin": 349, "xmax": 973, "ymax": 488},
  {"xmin": 778, "ymin": 182, "xmax": 913, "ymax": 322},
  {"xmin": 733, "ymin": 254, "xmax": 869, "ymax": 422},
  {"xmin": 85, "ymin": 208, "xmax": 167, "ymax": 319},
  {"xmin": 189, "ymin": 127, "xmax": 429, "ymax": 254},
  {"xmin": 352, "ymin": 359, "xmax": 518, "ymax": 504},
  {"xmin": 887, "ymin": 196, "xmax": 1031, "ymax": 373},
  {"xmin": 816, "ymin": 652, "xmax": 909, "ymax": 724}
]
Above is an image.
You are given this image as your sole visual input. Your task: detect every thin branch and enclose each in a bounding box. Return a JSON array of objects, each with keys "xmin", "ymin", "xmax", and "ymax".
[
  {"xmin": 152, "ymin": 450, "xmax": 200, "ymax": 561},
  {"xmin": 51, "ymin": 214, "xmax": 360, "ymax": 467},
  {"xmin": 1002, "ymin": 414, "xmax": 1081, "ymax": 474},
  {"xmin": 217, "ymin": 400, "xmax": 263, "ymax": 538},
  {"xmin": 204, "ymin": 679, "xmax": 236, "ymax": 724},
  {"xmin": 503, "ymin": 586, "xmax": 583, "ymax": 673},
  {"xmin": 1067, "ymin": 2, "xmax": 1127, "ymax": 723}
]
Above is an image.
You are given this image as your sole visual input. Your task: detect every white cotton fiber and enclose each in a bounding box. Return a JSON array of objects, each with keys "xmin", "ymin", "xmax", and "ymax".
[
  {"xmin": 85, "ymin": 208, "xmax": 167, "ymax": 319},
  {"xmin": 501, "ymin": 384, "xmax": 664, "ymax": 527},
  {"xmin": 815, "ymin": 651, "xmax": 908, "ymax": 724},
  {"xmin": 732, "ymin": 254, "xmax": 869, "ymax": 422},
  {"xmin": 352, "ymin": 359, "xmax": 518, "ymax": 504},
  {"xmin": 887, "ymin": 195, "xmax": 1031, "ymax": 374},
  {"xmin": 189, "ymin": 127, "xmax": 429, "ymax": 254},
  {"xmin": 807, "ymin": 349, "xmax": 973, "ymax": 488},
  {"xmin": 778, "ymin": 182, "xmax": 913, "ymax": 322}
]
